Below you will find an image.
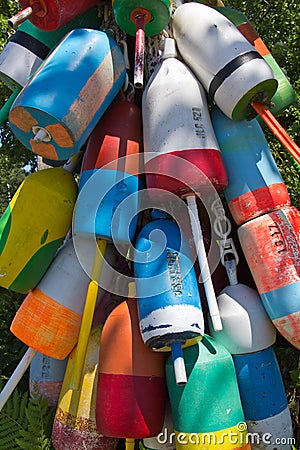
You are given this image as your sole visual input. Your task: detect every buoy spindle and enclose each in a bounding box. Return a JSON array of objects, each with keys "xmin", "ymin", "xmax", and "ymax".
[
  {"xmin": 186, "ymin": 194, "xmax": 222, "ymax": 332},
  {"xmin": 171, "ymin": 342, "xmax": 187, "ymax": 385},
  {"xmin": 133, "ymin": 11, "xmax": 148, "ymax": 89},
  {"xmin": 251, "ymin": 102, "xmax": 300, "ymax": 164},
  {"xmin": 70, "ymin": 239, "xmax": 107, "ymax": 390},
  {"xmin": 8, "ymin": 4, "xmax": 43, "ymax": 28},
  {"xmin": 0, "ymin": 347, "xmax": 37, "ymax": 411}
]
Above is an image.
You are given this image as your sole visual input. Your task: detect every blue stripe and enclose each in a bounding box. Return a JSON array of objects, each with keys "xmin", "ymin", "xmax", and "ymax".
[
  {"xmin": 233, "ymin": 347, "xmax": 288, "ymax": 420},
  {"xmin": 261, "ymin": 280, "xmax": 300, "ymax": 319}
]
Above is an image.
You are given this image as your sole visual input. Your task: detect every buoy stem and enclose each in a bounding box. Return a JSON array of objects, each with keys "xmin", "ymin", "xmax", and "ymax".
[
  {"xmin": 171, "ymin": 342, "xmax": 187, "ymax": 385},
  {"xmin": 70, "ymin": 239, "xmax": 107, "ymax": 390},
  {"xmin": 186, "ymin": 194, "xmax": 222, "ymax": 332},
  {"xmin": 0, "ymin": 347, "xmax": 37, "ymax": 411},
  {"xmin": 126, "ymin": 438, "xmax": 135, "ymax": 450},
  {"xmin": 134, "ymin": 14, "xmax": 145, "ymax": 89},
  {"xmin": 251, "ymin": 102, "xmax": 300, "ymax": 165},
  {"xmin": 8, "ymin": 6, "xmax": 34, "ymax": 28}
]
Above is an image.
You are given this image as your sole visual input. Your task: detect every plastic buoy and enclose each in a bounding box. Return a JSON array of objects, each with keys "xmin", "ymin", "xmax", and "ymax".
[
  {"xmin": 29, "ymin": 353, "xmax": 67, "ymax": 407},
  {"xmin": 73, "ymin": 92, "xmax": 143, "ymax": 244},
  {"xmin": 10, "ymin": 238, "xmax": 116, "ymax": 359},
  {"xmin": 96, "ymin": 284, "xmax": 167, "ymax": 440},
  {"xmin": 172, "ymin": 2, "xmax": 277, "ymax": 121},
  {"xmin": 134, "ymin": 216, "xmax": 204, "ymax": 385},
  {"xmin": 211, "ymin": 105, "xmax": 291, "ymax": 224},
  {"xmin": 213, "ymin": 5, "xmax": 297, "ymax": 116},
  {"xmin": 238, "ymin": 206, "xmax": 300, "ymax": 349},
  {"xmin": 52, "ymin": 325, "xmax": 119, "ymax": 450},
  {"xmin": 9, "ymin": 0, "xmax": 100, "ymax": 30},
  {"xmin": 143, "ymin": 38, "xmax": 227, "ymax": 198},
  {"xmin": 9, "ymin": 29, "xmax": 126, "ymax": 162},
  {"xmin": 0, "ymin": 7, "xmax": 101, "ymax": 90},
  {"xmin": 166, "ymin": 335, "xmax": 250, "ymax": 450},
  {"xmin": 233, "ymin": 347, "xmax": 293, "ymax": 449},
  {"xmin": 0, "ymin": 166, "xmax": 77, "ymax": 294}
]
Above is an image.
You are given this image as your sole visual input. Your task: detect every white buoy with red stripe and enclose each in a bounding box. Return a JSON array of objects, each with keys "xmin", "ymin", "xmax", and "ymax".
[{"xmin": 172, "ymin": 2, "xmax": 278, "ymax": 121}]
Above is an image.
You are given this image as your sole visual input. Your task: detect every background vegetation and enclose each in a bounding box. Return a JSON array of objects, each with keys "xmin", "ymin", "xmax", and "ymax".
[{"xmin": 0, "ymin": 0, "xmax": 299, "ymax": 448}]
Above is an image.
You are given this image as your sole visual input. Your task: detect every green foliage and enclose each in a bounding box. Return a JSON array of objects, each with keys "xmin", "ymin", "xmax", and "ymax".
[{"xmin": 0, "ymin": 386, "xmax": 55, "ymax": 450}]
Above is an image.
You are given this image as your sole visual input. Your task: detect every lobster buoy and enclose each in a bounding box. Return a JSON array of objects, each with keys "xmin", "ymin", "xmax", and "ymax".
[
  {"xmin": 9, "ymin": 0, "xmax": 101, "ymax": 31},
  {"xmin": 52, "ymin": 325, "xmax": 119, "ymax": 450},
  {"xmin": 73, "ymin": 92, "xmax": 143, "ymax": 244},
  {"xmin": 134, "ymin": 215, "xmax": 204, "ymax": 384},
  {"xmin": 166, "ymin": 335, "xmax": 251, "ymax": 450},
  {"xmin": 210, "ymin": 283, "xmax": 276, "ymax": 354},
  {"xmin": 143, "ymin": 38, "xmax": 227, "ymax": 199},
  {"xmin": 10, "ymin": 238, "xmax": 116, "ymax": 359},
  {"xmin": 238, "ymin": 206, "xmax": 300, "ymax": 349},
  {"xmin": 0, "ymin": 167, "xmax": 77, "ymax": 294},
  {"xmin": 9, "ymin": 29, "xmax": 126, "ymax": 162},
  {"xmin": 211, "ymin": 105, "xmax": 291, "ymax": 225},
  {"xmin": 214, "ymin": 5, "xmax": 297, "ymax": 116},
  {"xmin": 29, "ymin": 353, "xmax": 67, "ymax": 407},
  {"xmin": 0, "ymin": 7, "xmax": 101, "ymax": 90},
  {"xmin": 96, "ymin": 284, "xmax": 167, "ymax": 440},
  {"xmin": 233, "ymin": 347, "xmax": 293, "ymax": 450},
  {"xmin": 172, "ymin": 2, "xmax": 278, "ymax": 120}
]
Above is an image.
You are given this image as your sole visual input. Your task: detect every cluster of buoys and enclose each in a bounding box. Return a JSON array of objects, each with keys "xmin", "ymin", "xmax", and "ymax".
[{"xmin": 0, "ymin": 1, "xmax": 299, "ymax": 449}]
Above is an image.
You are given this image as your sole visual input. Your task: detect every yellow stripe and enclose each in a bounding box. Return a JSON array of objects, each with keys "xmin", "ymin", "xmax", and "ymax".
[{"xmin": 174, "ymin": 425, "xmax": 251, "ymax": 450}]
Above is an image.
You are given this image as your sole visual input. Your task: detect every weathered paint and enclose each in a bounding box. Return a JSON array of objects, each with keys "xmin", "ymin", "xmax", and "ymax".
[
  {"xmin": 172, "ymin": 3, "xmax": 277, "ymax": 120},
  {"xmin": 52, "ymin": 325, "xmax": 119, "ymax": 450},
  {"xmin": 134, "ymin": 219, "xmax": 204, "ymax": 350},
  {"xmin": 238, "ymin": 207, "xmax": 300, "ymax": 348},
  {"xmin": 211, "ymin": 106, "xmax": 290, "ymax": 224},
  {"xmin": 0, "ymin": 168, "xmax": 77, "ymax": 293},
  {"xmin": 29, "ymin": 352, "xmax": 68, "ymax": 406},
  {"xmin": 9, "ymin": 29, "xmax": 126, "ymax": 161},
  {"xmin": 112, "ymin": 0, "xmax": 171, "ymax": 36},
  {"xmin": 143, "ymin": 41, "xmax": 227, "ymax": 199},
  {"xmin": 96, "ymin": 298, "xmax": 167, "ymax": 438},
  {"xmin": 233, "ymin": 348, "xmax": 293, "ymax": 449},
  {"xmin": 166, "ymin": 336, "xmax": 249, "ymax": 449}
]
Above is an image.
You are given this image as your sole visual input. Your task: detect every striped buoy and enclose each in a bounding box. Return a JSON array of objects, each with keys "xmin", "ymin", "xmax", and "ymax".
[
  {"xmin": 96, "ymin": 284, "xmax": 167, "ymax": 439},
  {"xmin": 0, "ymin": 167, "xmax": 77, "ymax": 294},
  {"xmin": 10, "ymin": 239, "xmax": 116, "ymax": 359},
  {"xmin": 0, "ymin": 7, "xmax": 101, "ymax": 90},
  {"xmin": 29, "ymin": 353, "xmax": 67, "ymax": 407},
  {"xmin": 211, "ymin": 105, "xmax": 291, "ymax": 225},
  {"xmin": 172, "ymin": 2, "xmax": 277, "ymax": 120},
  {"xmin": 9, "ymin": 29, "xmax": 126, "ymax": 162},
  {"xmin": 238, "ymin": 206, "xmax": 300, "ymax": 349},
  {"xmin": 73, "ymin": 92, "xmax": 143, "ymax": 244}
]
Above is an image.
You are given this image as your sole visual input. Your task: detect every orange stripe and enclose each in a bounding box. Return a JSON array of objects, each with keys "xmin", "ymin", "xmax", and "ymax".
[
  {"xmin": 30, "ymin": 139, "xmax": 59, "ymax": 160},
  {"xmin": 99, "ymin": 300, "xmax": 166, "ymax": 377},
  {"xmin": 46, "ymin": 123, "xmax": 74, "ymax": 148},
  {"xmin": 10, "ymin": 288, "xmax": 81, "ymax": 360},
  {"xmin": 9, "ymin": 106, "xmax": 37, "ymax": 132},
  {"xmin": 95, "ymin": 135, "xmax": 120, "ymax": 170},
  {"xmin": 64, "ymin": 46, "xmax": 124, "ymax": 141},
  {"xmin": 125, "ymin": 140, "xmax": 141, "ymax": 176},
  {"xmin": 238, "ymin": 24, "xmax": 270, "ymax": 56}
]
